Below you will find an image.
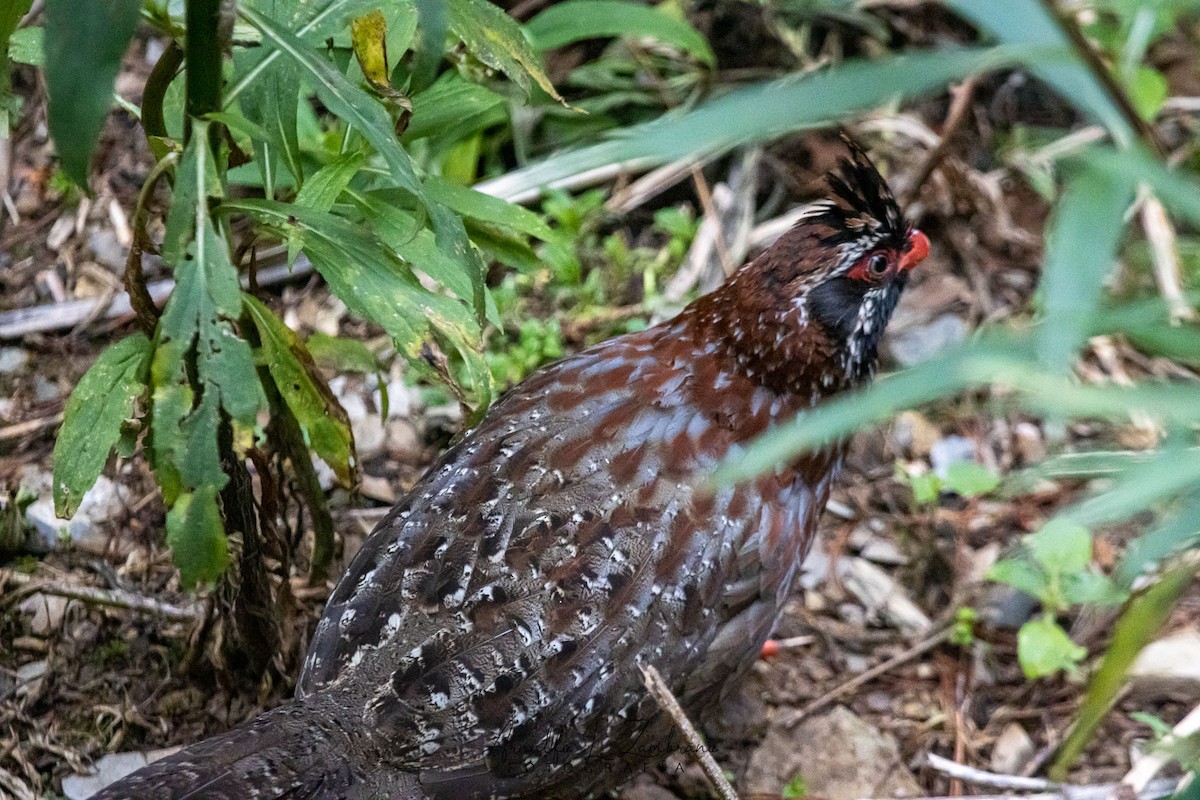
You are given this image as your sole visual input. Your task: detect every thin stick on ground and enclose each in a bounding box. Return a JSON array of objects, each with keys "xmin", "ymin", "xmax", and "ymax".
[
  {"xmin": 924, "ymin": 753, "xmax": 1179, "ymax": 800},
  {"xmin": 1139, "ymin": 191, "xmax": 1196, "ymax": 324},
  {"xmin": 639, "ymin": 663, "xmax": 739, "ymax": 800},
  {"xmin": 1, "ymin": 570, "xmax": 202, "ymax": 622},
  {"xmin": 782, "ymin": 626, "xmax": 951, "ymax": 728},
  {"xmin": 903, "ymin": 75, "xmax": 980, "ymax": 206}
]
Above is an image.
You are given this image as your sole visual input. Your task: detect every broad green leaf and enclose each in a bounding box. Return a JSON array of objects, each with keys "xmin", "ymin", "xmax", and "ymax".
[
  {"xmin": 1018, "ymin": 616, "xmax": 1087, "ymax": 679},
  {"xmin": 222, "ymin": 198, "xmax": 492, "ymax": 407},
  {"xmin": 1037, "ymin": 162, "xmax": 1134, "ymax": 371},
  {"xmin": 426, "ymin": 176, "xmax": 554, "ymax": 241},
  {"xmin": 477, "ymin": 46, "xmax": 1024, "ymax": 202},
  {"xmin": 1051, "ymin": 560, "xmax": 1197, "ymax": 779},
  {"xmin": 526, "ymin": 0, "xmax": 714, "ymax": 67},
  {"xmin": 1028, "ymin": 519, "xmax": 1092, "ymax": 575},
  {"xmin": 7, "ymin": 26, "xmax": 41, "ymax": 65},
  {"xmin": 413, "ymin": 0, "xmax": 449, "ymax": 91},
  {"xmin": 239, "ymin": 50, "xmax": 303, "ymax": 188},
  {"xmin": 942, "ymin": 462, "xmax": 999, "ymax": 498},
  {"xmin": 52, "ymin": 333, "xmax": 151, "ymax": 516},
  {"xmin": 1077, "ymin": 146, "xmax": 1200, "ymax": 227},
  {"xmin": 908, "ymin": 471, "xmax": 941, "ymax": 505},
  {"xmin": 987, "ymin": 558, "xmax": 1049, "ymax": 600},
  {"xmin": 402, "ymin": 73, "xmax": 507, "ymax": 144},
  {"xmin": 1127, "ymin": 66, "xmax": 1167, "ymax": 121},
  {"xmin": 295, "ymin": 151, "xmax": 365, "ymax": 213},
  {"xmin": 446, "ymin": 0, "xmax": 562, "ymax": 101},
  {"xmin": 244, "ymin": 294, "xmax": 356, "ymax": 486},
  {"xmin": 167, "ymin": 486, "xmax": 229, "ymax": 588},
  {"xmin": 43, "ymin": 0, "xmax": 142, "ymax": 185},
  {"xmin": 1063, "ymin": 572, "xmax": 1127, "ymax": 607}
]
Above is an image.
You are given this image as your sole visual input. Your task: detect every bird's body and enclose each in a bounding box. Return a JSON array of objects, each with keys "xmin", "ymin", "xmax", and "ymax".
[{"xmin": 94, "ymin": 143, "xmax": 928, "ymax": 800}]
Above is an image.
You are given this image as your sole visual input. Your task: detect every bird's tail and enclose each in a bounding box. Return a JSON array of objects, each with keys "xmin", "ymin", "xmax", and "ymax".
[{"xmin": 88, "ymin": 694, "xmax": 416, "ymax": 800}]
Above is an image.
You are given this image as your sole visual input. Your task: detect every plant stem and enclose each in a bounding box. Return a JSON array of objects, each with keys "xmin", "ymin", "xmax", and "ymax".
[{"xmin": 185, "ymin": 0, "xmax": 223, "ymax": 145}]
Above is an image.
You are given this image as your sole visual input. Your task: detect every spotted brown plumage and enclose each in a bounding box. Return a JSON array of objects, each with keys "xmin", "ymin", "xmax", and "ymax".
[{"xmin": 94, "ymin": 142, "xmax": 929, "ymax": 800}]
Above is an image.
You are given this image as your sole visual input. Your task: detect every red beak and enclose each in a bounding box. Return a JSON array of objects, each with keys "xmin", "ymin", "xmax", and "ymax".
[{"xmin": 900, "ymin": 229, "xmax": 930, "ymax": 271}]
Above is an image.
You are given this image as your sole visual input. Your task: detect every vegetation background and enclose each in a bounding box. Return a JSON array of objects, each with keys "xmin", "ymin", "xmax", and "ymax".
[{"xmin": 2, "ymin": 0, "xmax": 1200, "ymax": 797}]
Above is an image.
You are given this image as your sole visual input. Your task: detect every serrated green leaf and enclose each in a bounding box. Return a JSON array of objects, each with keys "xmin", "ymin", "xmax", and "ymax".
[
  {"xmin": 52, "ymin": 333, "xmax": 151, "ymax": 516},
  {"xmin": 244, "ymin": 294, "xmax": 356, "ymax": 486},
  {"xmin": 987, "ymin": 558, "xmax": 1049, "ymax": 600},
  {"xmin": 446, "ymin": 0, "xmax": 562, "ymax": 102},
  {"xmin": 7, "ymin": 26, "xmax": 41, "ymax": 65},
  {"xmin": 1018, "ymin": 617, "xmax": 1087, "ymax": 679},
  {"xmin": 167, "ymin": 486, "xmax": 229, "ymax": 588},
  {"xmin": 43, "ymin": 0, "xmax": 142, "ymax": 186},
  {"xmin": 222, "ymin": 198, "xmax": 492, "ymax": 408},
  {"xmin": 525, "ymin": 0, "xmax": 714, "ymax": 67},
  {"xmin": 943, "ymin": 462, "xmax": 999, "ymax": 498},
  {"xmin": 1028, "ymin": 519, "xmax": 1093, "ymax": 575}
]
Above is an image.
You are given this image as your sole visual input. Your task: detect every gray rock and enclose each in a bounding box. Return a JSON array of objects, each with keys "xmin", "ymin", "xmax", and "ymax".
[
  {"xmin": 24, "ymin": 474, "xmax": 131, "ymax": 554},
  {"xmin": 62, "ymin": 748, "xmax": 180, "ymax": 800},
  {"xmin": 930, "ymin": 435, "xmax": 976, "ymax": 479},
  {"xmin": 990, "ymin": 722, "xmax": 1035, "ymax": 775},
  {"xmin": 17, "ymin": 593, "xmax": 70, "ymax": 636},
  {"xmin": 0, "ymin": 347, "xmax": 29, "ymax": 374},
  {"xmin": 87, "ymin": 228, "xmax": 126, "ymax": 270},
  {"xmin": 745, "ymin": 706, "xmax": 922, "ymax": 800},
  {"xmin": 886, "ymin": 314, "xmax": 968, "ymax": 367},
  {"xmin": 1129, "ymin": 629, "xmax": 1200, "ymax": 700}
]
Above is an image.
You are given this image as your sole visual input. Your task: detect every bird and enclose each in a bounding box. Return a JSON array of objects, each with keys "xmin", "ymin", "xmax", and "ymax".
[{"xmin": 93, "ymin": 140, "xmax": 929, "ymax": 800}]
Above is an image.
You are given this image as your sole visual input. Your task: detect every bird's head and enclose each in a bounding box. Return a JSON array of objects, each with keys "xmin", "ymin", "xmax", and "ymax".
[{"xmin": 702, "ymin": 140, "xmax": 929, "ymax": 394}]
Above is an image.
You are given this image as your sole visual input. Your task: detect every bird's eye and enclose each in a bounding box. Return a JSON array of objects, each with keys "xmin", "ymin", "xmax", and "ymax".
[{"xmin": 868, "ymin": 254, "xmax": 888, "ymax": 276}]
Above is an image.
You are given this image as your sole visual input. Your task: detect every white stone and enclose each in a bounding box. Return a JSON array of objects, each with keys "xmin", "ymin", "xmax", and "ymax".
[
  {"xmin": 1130, "ymin": 629, "xmax": 1200, "ymax": 699},
  {"xmin": 62, "ymin": 748, "xmax": 180, "ymax": 800},
  {"xmin": 990, "ymin": 722, "xmax": 1035, "ymax": 775}
]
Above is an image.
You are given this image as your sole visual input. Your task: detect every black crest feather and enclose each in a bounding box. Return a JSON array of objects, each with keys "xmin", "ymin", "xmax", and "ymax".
[{"xmin": 814, "ymin": 136, "xmax": 909, "ymax": 251}]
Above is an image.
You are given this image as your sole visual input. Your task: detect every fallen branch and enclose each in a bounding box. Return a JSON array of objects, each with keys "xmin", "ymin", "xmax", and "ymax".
[
  {"xmin": 782, "ymin": 626, "xmax": 951, "ymax": 728},
  {"xmin": 0, "ymin": 570, "xmax": 202, "ymax": 622},
  {"xmin": 923, "ymin": 753, "xmax": 1178, "ymax": 800},
  {"xmin": 640, "ymin": 663, "xmax": 739, "ymax": 800}
]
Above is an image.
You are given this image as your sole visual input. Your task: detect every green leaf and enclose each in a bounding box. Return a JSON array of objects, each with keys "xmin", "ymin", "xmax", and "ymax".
[
  {"xmin": 43, "ymin": 0, "xmax": 142, "ymax": 186},
  {"xmin": 222, "ymin": 198, "xmax": 492, "ymax": 407},
  {"xmin": 241, "ymin": 2, "xmax": 487, "ymax": 322},
  {"xmin": 1037, "ymin": 162, "xmax": 1135, "ymax": 371},
  {"xmin": 1116, "ymin": 493, "xmax": 1200, "ymax": 586},
  {"xmin": 1, "ymin": 0, "xmax": 32, "ymax": 46},
  {"xmin": 1051, "ymin": 561, "xmax": 1197, "ymax": 779},
  {"xmin": 1063, "ymin": 571, "xmax": 1127, "ymax": 607},
  {"xmin": 525, "ymin": 0, "xmax": 714, "ymax": 67},
  {"xmin": 244, "ymin": 295, "xmax": 356, "ymax": 486},
  {"xmin": 52, "ymin": 333, "xmax": 151, "ymax": 517},
  {"xmin": 166, "ymin": 486, "xmax": 229, "ymax": 588},
  {"xmin": 908, "ymin": 471, "xmax": 942, "ymax": 505},
  {"xmin": 307, "ymin": 332, "xmax": 379, "ymax": 373},
  {"xmin": 152, "ymin": 128, "xmax": 266, "ymax": 509},
  {"xmin": 446, "ymin": 0, "xmax": 562, "ymax": 101},
  {"xmin": 1018, "ymin": 617, "xmax": 1087, "ymax": 679},
  {"xmin": 1028, "ymin": 519, "xmax": 1093, "ymax": 575},
  {"xmin": 403, "ymin": 73, "xmax": 507, "ymax": 144},
  {"xmin": 425, "ymin": 176, "xmax": 554, "ymax": 241},
  {"xmin": 987, "ymin": 558, "xmax": 1049, "ymax": 600},
  {"xmin": 1127, "ymin": 66, "xmax": 1168, "ymax": 121},
  {"xmin": 942, "ymin": 462, "xmax": 999, "ymax": 498},
  {"xmin": 7, "ymin": 26, "xmax": 41, "ymax": 65},
  {"xmin": 295, "ymin": 151, "xmax": 365, "ymax": 213}
]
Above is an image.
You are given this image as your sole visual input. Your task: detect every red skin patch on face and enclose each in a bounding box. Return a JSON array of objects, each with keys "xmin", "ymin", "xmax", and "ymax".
[
  {"xmin": 847, "ymin": 229, "xmax": 931, "ymax": 282},
  {"xmin": 900, "ymin": 229, "xmax": 930, "ymax": 271}
]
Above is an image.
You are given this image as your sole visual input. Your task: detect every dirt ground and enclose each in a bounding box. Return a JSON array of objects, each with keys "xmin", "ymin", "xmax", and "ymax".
[{"xmin": 3, "ymin": 13, "xmax": 1200, "ymax": 800}]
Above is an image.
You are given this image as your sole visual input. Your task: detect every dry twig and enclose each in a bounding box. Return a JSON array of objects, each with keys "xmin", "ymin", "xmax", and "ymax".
[
  {"xmin": 782, "ymin": 626, "xmax": 951, "ymax": 728},
  {"xmin": 639, "ymin": 663, "xmax": 739, "ymax": 800},
  {"xmin": 1, "ymin": 570, "xmax": 202, "ymax": 622},
  {"xmin": 924, "ymin": 753, "xmax": 1179, "ymax": 800},
  {"xmin": 1112, "ymin": 701, "xmax": 1200, "ymax": 799}
]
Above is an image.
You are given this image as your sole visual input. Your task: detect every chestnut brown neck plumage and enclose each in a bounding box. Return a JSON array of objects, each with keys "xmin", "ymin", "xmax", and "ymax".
[{"xmin": 93, "ymin": 142, "xmax": 928, "ymax": 800}]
